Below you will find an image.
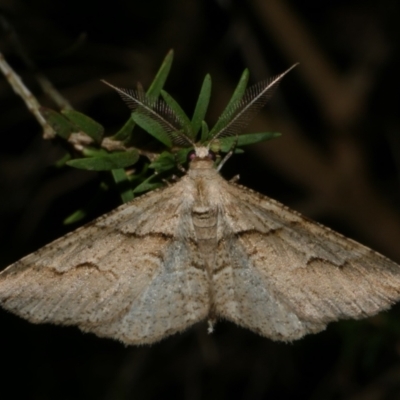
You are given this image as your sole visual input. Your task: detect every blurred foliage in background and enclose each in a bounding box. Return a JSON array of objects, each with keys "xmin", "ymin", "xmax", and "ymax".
[{"xmin": 1, "ymin": 0, "xmax": 400, "ymax": 399}]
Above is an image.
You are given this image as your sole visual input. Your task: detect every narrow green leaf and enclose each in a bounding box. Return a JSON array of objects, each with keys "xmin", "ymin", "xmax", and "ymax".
[
  {"xmin": 191, "ymin": 74, "xmax": 211, "ymax": 135},
  {"xmin": 111, "ymin": 117, "xmax": 135, "ymax": 142},
  {"xmin": 137, "ymin": 51, "xmax": 174, "ymax": 146},
  {"xmin": 67, "ymin": 150, "xmax": 139, "ymax": 171},
  {"xmin": 218, "ymin": 132, "xmax": 281, "ymax": 152},
  {"xmin": 62, "ymin": 110, "xmax": 104, "ymax": 143},
  {"xmin": 63, "ymin": 182, "xmax": 109, "ymax": 225},
  {"xmin": 222, "ymin": 68, "xmax": 250, "ymax": 114},
  {"xmin": 200, "ymin": 120, "xmax": 209, "ymax": 143},
  {"xmin": 149, "ymin": 151, "xmax": 176, "ymax": 173},
  {"xmin": 64, "ymin": 209, "xmax": 86, "ymax": 225},
  {"xmin": 209, "ymin": 139, "xmax": 244, "ymax": 154},
  {"xmin": 133, "ymin": 174, "xmax": 163, "ymax": 194},
  {"xmin": 81, "ymin": 147, "xmax": 108, "ymax": 157},
  {"xmin": 54, "ymin": 153, "xmax": 71, "ymax": 168},
  {"xmin": 40, "ymin": 107, "xmax": 76, "ymax": 139},
  {"xmin": 107, "ymin": 50, "xmax": 173, "ymax": 145},
  {"xmin": 111, "ymin": 168, "xmax": 134, "ymax": 203},
  {"xmin": 146, "ymin": 50, "xmax": 174, "ymax": 98},
  {"xmin": 131, "ymin": 112, "xmax": 172, "ymax": 147},
  {"xmin": 208, "ymin": 69, "xmax": 249, "ymax": 139},
  {"xmin": 161, "ymin": 90, "xmax": 194, "ymax": 138}
]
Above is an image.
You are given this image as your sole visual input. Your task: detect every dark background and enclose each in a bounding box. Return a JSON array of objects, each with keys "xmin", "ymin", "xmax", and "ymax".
[{"xmin": 1, "ymin": 0, "xmax": 400, "ymax": 399}]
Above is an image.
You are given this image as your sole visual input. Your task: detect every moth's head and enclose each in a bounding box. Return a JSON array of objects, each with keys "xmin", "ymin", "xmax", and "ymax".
[
  {"xmin": 194, "ymin": 146, "xmax": 215, "ymax": 159},
  {"xmin": 187, "ymin": 146, "xmax": 217, "ymax": 169}
]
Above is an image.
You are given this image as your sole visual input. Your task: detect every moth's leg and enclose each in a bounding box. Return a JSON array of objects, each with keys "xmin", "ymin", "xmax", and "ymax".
[
  {"xmin": 229, "ymin": 175, "xmax": 240, "ymax": 183},
  {"xmin": 207, "ymin": 317, "xmax": 216, "ymax": 334},
  {"xmin": 217, "ymin": 136, "xmax": 239, "ymax": 172},
  {"xmin": 162, "ymin": 174, "xmax": 181, "ymax": 186},
  {"xmin": 176, "ymin": 163, "xmax": 186, "ymax": 173}
]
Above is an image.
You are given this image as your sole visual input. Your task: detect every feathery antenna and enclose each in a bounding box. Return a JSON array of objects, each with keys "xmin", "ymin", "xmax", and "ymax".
[
  {"xmin": 101, "ymin": 80, "xmax": 194, "ymax": 147},
  {"xmin": 210, "ymin": 63, "xmax": 298, "ymax": 142}
]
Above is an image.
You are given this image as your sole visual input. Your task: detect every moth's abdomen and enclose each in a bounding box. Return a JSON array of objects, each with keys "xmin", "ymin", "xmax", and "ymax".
[{"xmin": 192, "ymin": 206, "xmax": 218, "ymax": 241}]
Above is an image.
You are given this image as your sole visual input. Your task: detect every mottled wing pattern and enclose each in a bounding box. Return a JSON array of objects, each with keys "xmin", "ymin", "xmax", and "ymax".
[
  {"xmin": 0, "ymin": 183, "xmax": 209, "ymax": 345},
  {"xmin": 212, "ymin": 182, "xmax": 400, "ymax": 341}
]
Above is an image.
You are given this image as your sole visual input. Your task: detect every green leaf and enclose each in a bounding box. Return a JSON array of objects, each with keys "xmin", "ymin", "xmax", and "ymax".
[
  {"xmin": 191, "ymin": 74, "xmax": 211, "ymax": 135},
  {"xmin": 62, "ymin": 109, "xmax": 104, "ymax": 143},
  {"xmin": 208, "ymin": 69, "xmax": 249, "ymax": 140},
  {"xmin": 146, "ymin": 50, "xmax": 174, "ymax": 98},
  {"xmin": 40, "ymin": 107, "xmax": 76, "ymax": 139},
  {"xmin": 81, "ymin": 147, "xmax": 108, "ymax": 157},
  {"xmin": 64, "ymin": 209, "xmax": 86, "ymax": 225},
  {"xmin": 133, "ymin": 174, "xmax": 163, "ymax": 194},
  {"xmin": 109, "ymin": 50, "xmax": 174, "ymax": 144},
  {"xmin": 54, "ymin": 152, "xmax": 71, "ymax": 168},
  {"xmin": 111, "ymin": 117, "xmax": 135, "ymax": 142},
  {"xmin": 218, "ymin": 132, "xmax": 281, "ymax": 152},
  {"xmin": 161, "ymin": 90, "xmax": 194, "ymax": 138},
  {"xmin": 131, "ymin": 112, "xmax": 172, "ymax": 147},
  {"xmin": 200, "ymin": 120, "xmax": 209, "ymax": 143},
  {"xmin": 67, "ymin": 150, "xmax": 139, "ymax": 171},
  {"xmin": 127, "ymin": 51, "xmax": 178, "ymax": 147},
  {"xmin": 63, "ymin": 182, "xmax": 109, "ymax": 225},
  {"xmin": 149, "ymin": 151, "xmax": 176, "ymax": 173},
  {"xmin": 111, "ymin": 168, "xmax": 134, "ymax": 203}
]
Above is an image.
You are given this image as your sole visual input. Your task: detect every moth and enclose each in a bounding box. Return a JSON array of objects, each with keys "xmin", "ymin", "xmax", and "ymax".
[{"xmin": 1, "ymin": 65, "xmax": 400, "ymax": 345}]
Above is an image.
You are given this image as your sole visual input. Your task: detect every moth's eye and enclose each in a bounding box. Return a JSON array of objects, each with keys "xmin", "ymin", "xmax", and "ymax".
[
  {"xmin": 208, "ymin": 150, "xmax": 216, "ymax": 161},
  {"xmin": 187, "ymin": 150, "xmax": 197, "ymax": 162}
]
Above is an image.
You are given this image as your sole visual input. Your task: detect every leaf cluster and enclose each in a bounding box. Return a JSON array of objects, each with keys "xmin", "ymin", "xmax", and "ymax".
[{"xmin": 42, "ymin": 50, "xmax": 282, "ymax": 224}]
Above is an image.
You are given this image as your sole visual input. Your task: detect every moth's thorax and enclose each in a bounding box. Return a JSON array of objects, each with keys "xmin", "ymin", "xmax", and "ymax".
[
  {"xmin": 187, "ymin": 157, "xmax": 217, "ymax": 180},
  {"xmin": 187, "ymin": 156, "xmax": 221, "ymax": 245},
  {"xmin": 186, "ymin": 149, "xmax": 221, "ymax": 201}
]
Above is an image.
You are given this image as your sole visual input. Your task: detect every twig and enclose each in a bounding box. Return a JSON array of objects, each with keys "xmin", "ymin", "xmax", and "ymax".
[
  {"xmin": 0, "ymin": 51, "xmax": 154, "ymax": 159},
  {"xmin": 36, "ymin": 73, "xmax": 74, "ymax": 110},
  {"xmin": 101, "ymin": 137, "xmax": 158, "ymax": 162},
  {"xmin": 0, "ymin": 51, "xmax": 55, "ymax": 139}
]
